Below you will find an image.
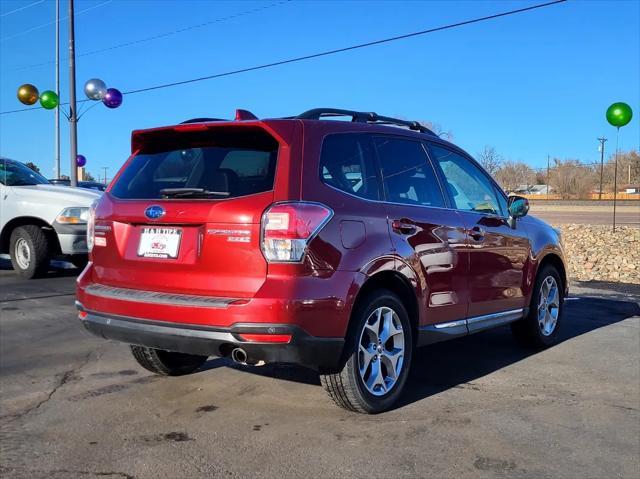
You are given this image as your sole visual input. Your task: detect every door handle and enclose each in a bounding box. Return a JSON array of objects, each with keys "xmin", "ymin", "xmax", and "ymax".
[
  {"xmin": 467, "ymin": 226, "xmax": 485, "ymax": 241},
  {"xmin": 392, "ymin": 219, "xmax": 417, "ymax": 235}
]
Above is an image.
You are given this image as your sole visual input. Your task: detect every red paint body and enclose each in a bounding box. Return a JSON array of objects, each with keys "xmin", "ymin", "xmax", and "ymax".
[{"xmin": 77, "ymin": 116, "xmax": 567, "ymax": 365}]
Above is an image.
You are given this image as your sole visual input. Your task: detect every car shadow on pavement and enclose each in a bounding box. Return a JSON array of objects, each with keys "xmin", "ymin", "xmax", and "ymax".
[
  {"xmin": 0, "ymin": 256, "xmax": 81, "ymax": 278},
  {"xmin": 397, "ymin": 294, "xmax": 640, "ymax": 409},
  {"xmin": 215, "ymin": 292, "xmax": 640, "ymax": 410},
  {"xmin": 201, "ymin": 357, "xmax": 322, "ymax": 386}
]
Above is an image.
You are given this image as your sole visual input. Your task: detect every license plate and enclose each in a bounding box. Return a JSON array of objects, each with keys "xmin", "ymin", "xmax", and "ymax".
[{"xmin": 137, "ymin": 227, "xmax": 182, "ymax": 259}]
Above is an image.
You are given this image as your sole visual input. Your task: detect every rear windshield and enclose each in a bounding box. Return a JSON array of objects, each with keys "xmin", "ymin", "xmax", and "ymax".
[{"xmin": 110, "ymin": 127, "xmax": 279, "ymax": 200}]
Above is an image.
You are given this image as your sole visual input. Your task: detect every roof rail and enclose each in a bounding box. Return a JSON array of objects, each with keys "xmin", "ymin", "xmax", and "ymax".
[
  {"xmin": 180, "ymin": 117, "xmax": 228, "ymax": 124},
  {"xmin": 296, "ymin": 108, "xmax": 435, "ymax": 135}
]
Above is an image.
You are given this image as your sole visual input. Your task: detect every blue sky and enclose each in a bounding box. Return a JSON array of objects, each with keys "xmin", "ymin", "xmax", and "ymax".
[{"xmin": 1, "ymin": 0, "xmax": 638, "ymax": 180}]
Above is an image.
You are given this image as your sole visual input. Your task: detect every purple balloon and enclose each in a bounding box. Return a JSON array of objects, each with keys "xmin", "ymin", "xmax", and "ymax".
[
  {"xmin": 76, "ymin": 155, "xmax": 87, "ymax": 167},
  {"xmin": 102, "ymin": 88, "xmax": 123, "ymax": 109}
]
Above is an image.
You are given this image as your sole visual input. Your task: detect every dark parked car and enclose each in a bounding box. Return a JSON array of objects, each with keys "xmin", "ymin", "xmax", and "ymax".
[
  {"xmin": 50, "ymin": 178, "xmax": 107, "ymax": 191},
  {"xmin": 76, "ymin": 108, "xmax": 567, "ymax": 413}
]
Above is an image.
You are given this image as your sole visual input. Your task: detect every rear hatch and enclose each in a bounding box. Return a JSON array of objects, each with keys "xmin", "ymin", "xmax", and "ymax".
[{"xmin": 90, "ymin": 121, "xmax": 297, "ymax": 298}]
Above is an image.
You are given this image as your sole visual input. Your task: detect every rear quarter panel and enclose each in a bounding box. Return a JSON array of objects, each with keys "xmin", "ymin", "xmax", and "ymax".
[{"xmin": 298, "ymin": 121, "xmax": 395, "ymax": 275}]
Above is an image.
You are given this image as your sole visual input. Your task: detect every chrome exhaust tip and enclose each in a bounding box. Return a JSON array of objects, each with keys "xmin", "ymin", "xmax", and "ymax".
[{"xmin": 230, "ymin": 348, "xmax": 248, "ymax": 364}]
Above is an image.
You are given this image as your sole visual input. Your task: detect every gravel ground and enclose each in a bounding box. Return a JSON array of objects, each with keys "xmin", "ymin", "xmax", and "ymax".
[
  {"xmin": 1, "ymin": 264, "xmax": 639, "ymax": 479},
  {"xmin": 557, "ymin": 225, "xmax": 639, "ymax": 284}
]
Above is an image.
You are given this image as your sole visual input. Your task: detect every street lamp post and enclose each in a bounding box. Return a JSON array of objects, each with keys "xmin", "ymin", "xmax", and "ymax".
[
  {"xmin": 16, "ymin": 1, "xmax": 122, "ymax": 185},
  {"xmin": 54, "ymin": 0, "xmax": 60, "ymax": 179},
  {"xmin": 68, "ymin": 0, "xmax": 78, "ymax": 186}
]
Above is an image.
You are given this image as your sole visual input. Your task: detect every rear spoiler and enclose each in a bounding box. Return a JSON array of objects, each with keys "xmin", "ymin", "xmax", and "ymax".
[{"xmin": 131, "ymin": 120, "xmax": 296, "ymax": 154}]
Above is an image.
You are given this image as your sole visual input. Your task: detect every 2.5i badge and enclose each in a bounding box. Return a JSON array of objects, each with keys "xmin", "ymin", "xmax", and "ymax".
[{"xmin": 137, "ymin": 227, "xmax": 182, "ymax": 259}]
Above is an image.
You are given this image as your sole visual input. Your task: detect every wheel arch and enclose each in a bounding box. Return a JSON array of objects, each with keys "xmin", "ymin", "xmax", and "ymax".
[
  {"xmin": 1, "ymin": 217, "xmax": 60, "ymax": 255},
  {"xmin": 350, "ymin": 270, "xmax": 419, "ymax": 341},
  {"xmin": 538, "ymin": 252, "xmax": 567, "ymax": 294}
]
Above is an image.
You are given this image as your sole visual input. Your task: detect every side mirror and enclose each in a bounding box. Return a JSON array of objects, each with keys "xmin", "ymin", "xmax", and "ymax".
[{"xmin": 507, "ymin": 195, "xmax": 529, "ymax": 229}]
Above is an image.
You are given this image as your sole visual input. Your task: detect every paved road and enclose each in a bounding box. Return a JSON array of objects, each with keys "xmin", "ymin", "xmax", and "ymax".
[
  {"xmin": 1, "ymin": 262, "xmax": 639, "ymax": 479},
  {"xmin": 531, "ymin": 210, "xmax": 639, "ymax": 226}
]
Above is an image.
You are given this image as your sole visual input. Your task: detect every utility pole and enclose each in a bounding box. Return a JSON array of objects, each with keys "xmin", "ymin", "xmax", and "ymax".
[
  {"xmin": 54, "ymin": 0, "xmax": 60, "ymax": 179},
  {"xmin": 598, "ymin": 136, "xmax": 607, "ymax": 200},
  {"xmin": 68, "ymin": 0, "xmax": 78, "ymax": 187},
  {"xmin": 546, "ymin": 155, "xmax": 551, "ymax": 199},
  {"xmin": 101, "ymin": 166, "xmax": 109, "ymax": 185}
]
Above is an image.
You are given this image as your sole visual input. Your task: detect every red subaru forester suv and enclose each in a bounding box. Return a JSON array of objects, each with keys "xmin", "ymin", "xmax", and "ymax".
[{"xmin": 77, "ymin": 108, "xmax": 567, "ymax": 413}]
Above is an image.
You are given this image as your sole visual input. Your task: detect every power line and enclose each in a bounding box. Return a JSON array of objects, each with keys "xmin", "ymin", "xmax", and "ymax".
[
  {"xmin": 6, "ymin": 1, "xmax": 291, "ymax": 72},
  {"xmin": 0, "ymin": 0, "xmax": 112, "ymax": 42},
  {"xmin": 0, "ymin": 0, "xmax": 567, "ymax": 116},
  {"xmin": 0, "ymin": 0, "xmax": 45, "ymax": 18}
]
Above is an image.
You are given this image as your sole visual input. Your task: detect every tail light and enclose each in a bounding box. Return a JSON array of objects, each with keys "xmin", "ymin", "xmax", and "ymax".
[
  {"xmin": 86, "ymin": 200, "xmax": 98, "ymax": 252},
  {"xmin": 261, "ymin": 202, "xmax": 333, "ymax": 262}
]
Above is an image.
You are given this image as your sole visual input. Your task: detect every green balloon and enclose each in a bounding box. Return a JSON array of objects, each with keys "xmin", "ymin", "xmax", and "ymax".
[
  {"xmin": 39, "ymin": 90, "xmax": 59, "ymax": 110},
  {"xmin": 606, "ymin": 102, "xmax": 633, "ymax": 128}
]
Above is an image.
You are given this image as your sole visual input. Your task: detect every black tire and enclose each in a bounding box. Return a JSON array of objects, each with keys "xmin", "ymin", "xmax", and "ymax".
[
  {"xmin": 320, "ymin": 290, "xmax": 413, "ymax": 414},
  {"xmin": 70, "ymin": 254, "xmax": 88, "ymax": 270},
  {"xmin": 9, "ymin": 225, "xmax": 51, "ymax": 279},
  {"xmin": 130, "ymin": 346, "xmax": 208, "ymax": 376},
  {"xmin": 511, "ymin": 264, "xmax": 564, "ymax": 348}
]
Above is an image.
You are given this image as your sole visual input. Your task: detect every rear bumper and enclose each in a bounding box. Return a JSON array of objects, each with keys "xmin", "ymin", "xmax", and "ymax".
[
  {"xmin": 76, "ymin": 264, "xmax": 364, "ymax": 338},
  {"xmin": 76, "ymin": 302, "xmax": 345, "ymax": 370}
]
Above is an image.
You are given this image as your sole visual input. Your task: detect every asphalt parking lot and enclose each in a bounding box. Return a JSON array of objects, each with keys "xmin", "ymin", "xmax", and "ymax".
[{"xmin": 1, "ymin": 259, "xmax": 639, "ymax": 479}]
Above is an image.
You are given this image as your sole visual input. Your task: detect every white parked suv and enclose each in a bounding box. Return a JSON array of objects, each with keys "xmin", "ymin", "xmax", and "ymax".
[{"xmin": 0, "ymin": 158, "xmax": 101, "ymax": 278}]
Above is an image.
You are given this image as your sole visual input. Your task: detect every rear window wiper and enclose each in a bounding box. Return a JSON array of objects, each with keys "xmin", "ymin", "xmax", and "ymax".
[{"xmin": 159, "ymin": 188, "xmax": 230, "ymax": 198}]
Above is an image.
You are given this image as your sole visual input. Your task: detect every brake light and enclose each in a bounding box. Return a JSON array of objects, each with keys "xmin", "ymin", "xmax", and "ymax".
[
  {"xmin": 261, "ymin": 202, "xmax": 333, "ymax": 262},
  {"xmin": 87, "ymin": 200, "xmax": 98, "ymax": 252}
]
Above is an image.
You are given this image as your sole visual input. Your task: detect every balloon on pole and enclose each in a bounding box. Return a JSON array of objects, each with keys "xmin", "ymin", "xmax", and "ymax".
[
  {"xmin": 17, "ymin": 84, "xmax": 39, "ymax": 105},
  {"xmin": 76, "ymin": 155, "xmax": 87, "ymax": 167},
  {"xmin": 84, "ymin": 78, "xmax": 107, "ymax": 100},
  {"xmin": 102, "ymin": 88, "xmax": 123, "ymax": 109},
  {"xmin": 606, "ymin": 102, "xmax": 633, "ymax": 128},
  {"xmin": 605, "ymin": 102, "xmax": 633, "ymax": 233},
  {"xmin": 39, "ymin": 90, "xmax": 59, "ymax": 110}
]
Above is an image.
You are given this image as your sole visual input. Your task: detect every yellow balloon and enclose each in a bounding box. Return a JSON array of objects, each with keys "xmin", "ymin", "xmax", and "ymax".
[{"xmin": 17, "ymin": 84, "xmax": 39, "ymax": 105}]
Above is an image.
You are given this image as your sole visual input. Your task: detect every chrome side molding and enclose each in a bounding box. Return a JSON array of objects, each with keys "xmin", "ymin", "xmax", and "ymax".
[
  {"xmin": 419, "ymin": 308, "xmax": 524, "ymax": 345},
  {"xmin": 466, "ymin": 308, "xmax": 524, "ymax": 333}
]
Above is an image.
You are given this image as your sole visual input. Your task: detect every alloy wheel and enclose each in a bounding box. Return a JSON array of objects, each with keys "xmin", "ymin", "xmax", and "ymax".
[
  {"xmin": 538, "ymin": 276, "xmax": 560, "ymax": 336},
  {"xmin": 358, "ymin": 306, "xmax": 405, "ymax": 396}
]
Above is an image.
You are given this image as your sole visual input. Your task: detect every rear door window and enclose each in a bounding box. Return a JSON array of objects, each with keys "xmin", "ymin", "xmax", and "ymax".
[
  {"xmin": 319, "ymin": 134, "xmax": 380, "ymax": 200},
  {"xmin": 110, "ymin": 127, "xmax": 278, "ymax": 200},
  {"xmin": 374, "ymin": 137, "xmax": 445, "ymax": 208}
]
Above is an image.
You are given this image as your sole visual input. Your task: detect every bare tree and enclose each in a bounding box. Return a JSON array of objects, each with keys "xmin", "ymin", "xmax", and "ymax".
[
  {"xmin": 25, "ymin": 162, "xmax": 41, "ymax": 174},
  {"xmin": 477, "ymin": 146, "xmax": 502, "ymax": 175},
  {"xmin": 494, "ymin": 160, "xmax": 536, "ymax": 192},
  {"xmin": 603, "ymin": 149, "xmax": 640, "ymax": 192},
  {"xmin": 550, "ymin": 159, "xmax": 596, "ymax": 199},
  {"xmin": 417, "ymin": 120, "xmax": 453, "ymax": 141},
  {"xmin": 84, "ymin": 171, "xmax": 96, "ymax": 182}
]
